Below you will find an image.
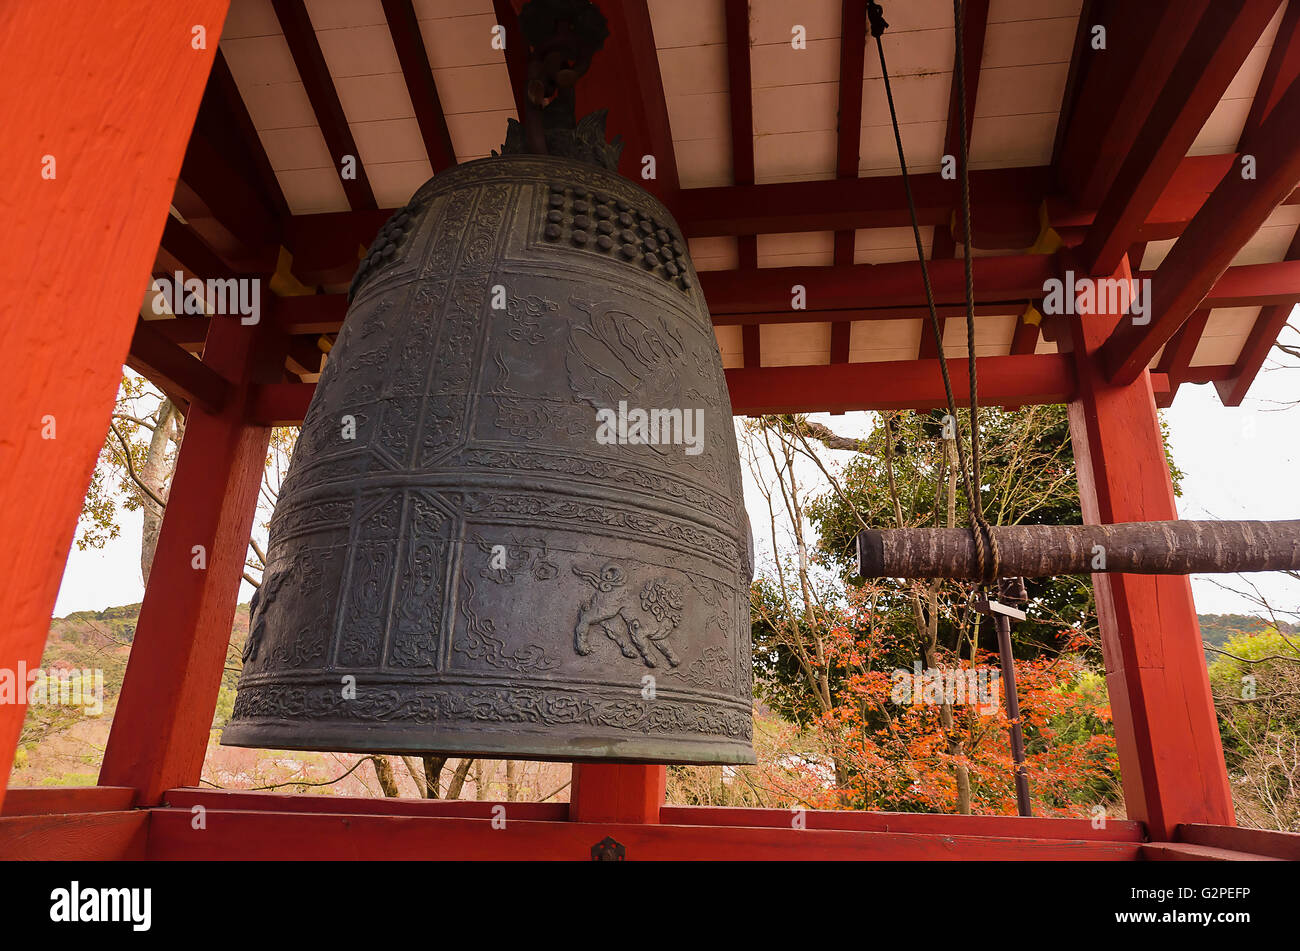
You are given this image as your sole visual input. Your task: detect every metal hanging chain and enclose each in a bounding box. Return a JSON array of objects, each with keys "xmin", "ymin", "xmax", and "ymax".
[{"xmin": 866, "ymin": 0, "xmax": 1000, "ymax": 584}]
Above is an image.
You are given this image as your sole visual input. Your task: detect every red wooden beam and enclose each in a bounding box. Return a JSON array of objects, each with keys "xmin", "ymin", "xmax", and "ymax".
[
  {"xmin": 1140, "ymin": 260, "xmax": 1300, "ymax": 307},
  {"xmin": 158, "ymin": 218, "xmax": 230, "ymax": 285},
  {"xmin": 1217, "ymin": 304, "xmax": 1296, "ymax": 405},
  {"xmin": 829, "ymin": 320, "xmax": 851, "ymax": 363},
  {"xmin": 491, "ymin": 0, "xmax": 528, "ymax": 121},
  {"xmin": 1180, "ymin": 365, "xmax": 1234, "ymax": 384},
  {"xmin": 581, "ymin": 0, "xmax": 679, "ymax": 202},
  {"xmin": 0, "ymin": 786, "xmax": 137, "ymax": 817},
  {"xmin": 381, "ymin": 0, "xmax": 457, "ymax": 172},
  {"xmin": 174, "ymin": 124, "xmax": 281, "ymax": 272},
  {"xmin": 1216, "ymin": 225, "xmax": 1300, "ymax": 404},
  {"xmin": 724, "ymin": 0, "xmax": 756, "ymax": 270},
  {"xmin": 1066, "ymin": 280, "xmax": 1235, "ymax": 841},
  {"xmin": 283, "ymin": 208, "xmax": 388, "ymax": 285},
  {"xmin": 272, "ymin": 292, "xmax": 350, "ymax": 334},
  {"xmin": 159, "ymin": 787, "xmax": 1147, "ymax": 841},
  {"xmin": 127, "ymin": 318, "xmax": 233, "ymax": 413},
  {"xmin": 937, "ymin": 0, "xmax": 986, "ymax": 259},
  {"xmin": 831, "ymin": 0, "xmax": 868, "ymax": 359},
  {"xmin": 1156, "ymin": 308, "xmax": 1211, "ymax": 377},
  {"xmin": 163, "ymin": 787, "xmax": 570, "ymax": 820},
  {"xmin": 1009, "ymin": 310, "xmax": 1040, "ymax": 355},
  {"xmin": 205, "ymin": 50, "xmax": 290, "ymax": 220},
  {"xmin": 271, "ymin": 0, "xmax": 378, "ymax": 211},
  {"xmin": 142, "ymin": 807, "xmax": 1141, "ymax": 860},
  {"xmin": 159, "ymin": 216, "xmax": 236, "ymax": 284},
  {"xmin": 923, "ymin": 0, "xmax": 988, "ymax": 295},
  {"xmin": 1178, "ymin": 823, "xmax": 1300, "ymax": 859},
  {"xmin": 918, "ymin": 317, "xmax": 945, "ymax": 359},
  {"xmin": 726, "ymin": 0, "xmax": 756, "ymax": 273},
  {"xmin": 678, "ymin": 165, "xmax": 1048, "ymax": 241},
  {"xmin": 725, "ymin": 0, "xmax": 755, "ymax": 187},
  {"xmin": 232, "ymin": 255, "xmax": 1299, "ymax": 341},
  {"xmin": 835, "ymin": 0, "xmax": 867, "ymax": 183},
  {"xmin": 942, "ymin": 0, "xmax": 988, "ymax": 165},
  {"xmin": 1153, "ymin": 307, "xmax": 1209, "ymax": 405},
  {"xmin": 701, "ymin": 255, "xmax": 1058, "ymax": 313},
  {"xmin": 1046, "ymin": 0, "xmax": 1097, "ymax": 171},
  {"xmin": 663, "ymin": 805, "xmax": 1145, "ymax": 841},
  {"xmin": 0, "ymin": 812, "xmax": 148, "ymax": 860},
  {"xmin": 248, "ymin": 380, "xmax": 315, "ymax": 425},
  {"xmin": 100, "ymin": 318, "xmax": 280, "ymax": 805},
  {"xmin": 0, "ymin": 0, "xmax": 230, "ymax": 813},
  {"xmin": 1099, "ymin": 73, "xmax": 1300, "ymax": 383},
  {"xmin": 276, "ymin": 154, "xmax": 1266, "ymax": 276},
  {"xmin": 245, "ymin": 352, "xmax": 1076, "ymax": 425},
  {"xmin": 150, "ymin": 316, "xmax": 212, "ymax": 351},
  {"xmin": 169, "ymin": 50, "xmax": 293, "ymax": 278},
  {"xmin": 1240, "ymin": 0, "xmax": 1300, "ymax": 152},
  {"xmin": 569, "ymin": 764, "xmax": 665, "ymax": 824},
  {"xmin": 1080, "ymin": 0, "xmax": 1278, "ymax": 276},
  {"xmin": 727, "ymin": 353, "xmax": 1075, "ymax": 414},
  {"xmin": 1056, "ymin": 0, "xmax": 1202, "ymax": 207},
  {"xmin": 741, "ymin": 324, "xmax": 760, "ymax": 369}
]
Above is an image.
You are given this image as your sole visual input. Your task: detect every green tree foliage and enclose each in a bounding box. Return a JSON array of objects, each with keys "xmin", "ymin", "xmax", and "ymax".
[
  {"xmin": 743, "ymin": 407, "xmax": 1139, "ymax": 813},
  {"xmin": 1208, "ymin": 627, "xmax": 1300, "ymax": 830},
  {"xmin": 767, "ymin": 406, "xmax": 1100, "ymax": 705}
]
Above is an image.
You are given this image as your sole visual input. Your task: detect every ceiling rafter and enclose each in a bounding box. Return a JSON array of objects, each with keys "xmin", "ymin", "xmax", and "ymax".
[
  {"xmin": 1098, "ymin": 70, "xmax": 1300, "ymax": 383},
  {"xmin": 271, "ymin": 0, "xmax": 378, "ymax": 211},
  {"xmin": 1055, "ymin": 0, "xmax": 1206, "ymax": 208},
  {"xmin": 247, "ymin": 353, "xmax": 1085, "ymax": 425},
  {"xmin": 273, "ymin": 154, "xmax": 1275, "ymax": 276},
  {"xmin": 206, "ymin": 50, "xmax": 290, "ymax": 221},
  {"xmin": 1080, "ymin": 0, "xmax": 1280, "ymax": 277},
  {"xmin": 1240, "ymin": 0, "xmax": 1300, "ymax": 152},
  {"xmin": 920, "ymin": 0, "xmax": 990, "ymax": 359},
  {"xmin": 242, "ymin": 256, "xmax": 1300, "ymax": 340},
  {"xmin": 127, "ymin": 319, "xmax": 232, "ymax": 415},
  {"xmin": 381, "ymin": 0, "xmax": 457, "ymax": 173},
  {"xmin": 1154, "ymin": 308, "xmax": 1211, "ymax": 406},
  {"xmin": 1216, "ymin": 230, "xmax": 1300, "ymax": 405},
  {"xmin": 723, "ymin": 0, "xmax": 759, "ymax": 364},
  {"xmin": 173, "ymin": 126, "xmax": 279, "ymax": 272},
  {"xmin": 579, "ymin": 0, "xmax": 679, "ymax": 203},
  {"xmin": 158, "ymin": 218, "xmax": 233, "ymax": 284},
  {"xmin": 831, "ymin": 0, "xmax": 868, "ymax": 364},
  {"xmin": 491, "ymin": 0, "xmax": 529, "ymax": 121}
]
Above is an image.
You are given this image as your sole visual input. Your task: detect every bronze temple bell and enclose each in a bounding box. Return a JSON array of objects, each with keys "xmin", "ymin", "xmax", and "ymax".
[{"xmin": 222, "ymin": 0, "xmax": 754, "ymax": 764}]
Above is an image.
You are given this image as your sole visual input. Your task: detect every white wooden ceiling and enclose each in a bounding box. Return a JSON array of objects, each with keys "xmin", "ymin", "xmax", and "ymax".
[{"xmin": 217, "ymin": 0, "xmax": 1296, "ymax": 377}]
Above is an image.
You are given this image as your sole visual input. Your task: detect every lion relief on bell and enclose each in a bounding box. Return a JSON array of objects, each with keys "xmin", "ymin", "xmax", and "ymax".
[{"xmin": 572, "ymin": 563, "xmax": 685, "ymax": 668}]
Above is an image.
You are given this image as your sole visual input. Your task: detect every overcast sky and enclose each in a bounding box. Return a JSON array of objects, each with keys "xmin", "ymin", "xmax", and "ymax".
[{"xmin": 54, "ymin": 345, "xmax": 1298, "ymax": 621}]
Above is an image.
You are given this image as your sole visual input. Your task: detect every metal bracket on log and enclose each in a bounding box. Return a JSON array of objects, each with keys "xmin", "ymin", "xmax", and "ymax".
[{"xmin": 857, "ymin": 519, "xmax": 1300, "ymax": 580}]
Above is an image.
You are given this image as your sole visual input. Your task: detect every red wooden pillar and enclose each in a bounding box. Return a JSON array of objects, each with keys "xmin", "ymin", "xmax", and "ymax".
[
  {"xmin": 1065, "ymin": 256, "xmax": 1234, "ymax": 840},
  {"xmin": 0, "ymin": 0, "xmax": 230, "ymax": 811},
  {"xmin": 99, "ymin": 314, "xmax": 280, "ymax": 805},
  {"xmin": 569, "ymin": 764, "xmax": 666, "ymax": 824}
]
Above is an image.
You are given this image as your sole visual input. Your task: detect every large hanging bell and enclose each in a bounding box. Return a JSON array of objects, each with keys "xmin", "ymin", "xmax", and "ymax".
[{"xmin": 221, "ymin": 149, "xmax": 755, "ymax": 763}]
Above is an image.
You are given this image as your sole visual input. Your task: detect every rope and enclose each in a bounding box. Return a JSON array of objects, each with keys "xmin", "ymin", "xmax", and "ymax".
[
  {"xmin": 951, "ymin": 0, "xmax": 1000, "ymax": 584},
  {"xmin": 868, "ymin": 0, "xmax": 1000, "ymax": 584}
]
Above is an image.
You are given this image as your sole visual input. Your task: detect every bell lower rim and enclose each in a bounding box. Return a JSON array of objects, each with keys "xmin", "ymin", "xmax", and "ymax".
[{"xmin": 219, "ymin": 720, "xmax": 756, "ymax": 766}]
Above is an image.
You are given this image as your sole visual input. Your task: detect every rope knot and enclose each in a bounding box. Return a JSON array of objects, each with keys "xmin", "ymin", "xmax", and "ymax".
[{"xmin": 867, "ymin": 1, "xmax": 889, "ymax": 38}]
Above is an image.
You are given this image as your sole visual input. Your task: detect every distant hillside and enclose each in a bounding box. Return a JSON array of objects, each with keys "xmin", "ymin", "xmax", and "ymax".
[
  {"xmin": 12, "ymin": 602, "xmax": 1294, "ymax": 794},
  {"xmin": 14, "ymin": 602, "xmax": 248, "ymax": 787},
  {"xmin": 1199, "ymin": 613, "xmax": 1296, "ymax": 648}
]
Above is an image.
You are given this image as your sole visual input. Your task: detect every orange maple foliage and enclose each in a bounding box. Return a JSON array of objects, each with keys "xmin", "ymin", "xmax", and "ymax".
[{"xmin": 786, "ymin": 604, "xmax": 1119, "ymax": 816}]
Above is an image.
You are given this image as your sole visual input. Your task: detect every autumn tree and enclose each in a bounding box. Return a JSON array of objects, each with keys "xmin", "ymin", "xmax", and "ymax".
[
  {"xmin": 1206, "ymin": 575, "xmax": 1300, "ymax": 831},
  {"xmin": 740, "ymin": 406, "xmax": 1125, "ymax": 815}
]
